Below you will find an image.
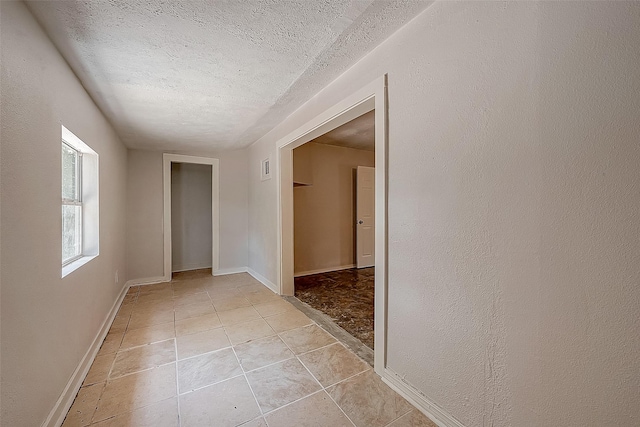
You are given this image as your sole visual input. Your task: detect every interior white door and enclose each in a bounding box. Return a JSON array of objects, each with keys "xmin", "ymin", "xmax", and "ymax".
[{"xmin": 356, "ymin": 166, "xmax": 375, "ymax": 268}]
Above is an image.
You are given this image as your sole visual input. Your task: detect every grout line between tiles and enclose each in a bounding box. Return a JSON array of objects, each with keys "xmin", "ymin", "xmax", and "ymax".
[
  {"xmin": 240, "ymin": 354, "xmax": 297, "ymax": 375},
  {"xmin": 173, "ymin": 338, "xmax": 182, "ymax": 427},
  {"xmin": 325, "ymin": 388, "xmax": 358, "ymax": 427},
  {"xmin": 229, "ymin": 346, "xmax": 265, "ymax": 417}
]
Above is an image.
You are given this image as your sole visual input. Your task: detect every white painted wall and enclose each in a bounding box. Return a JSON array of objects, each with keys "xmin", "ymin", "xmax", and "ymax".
[
  {"xmin": 248, "ymin": 2, "xmax": 640, "ymax": 426},
  {"xmin": 126, "ymin": 148, "xmax": 249, "ymax": 280},
  {"xmin": 294, "ymin": 143, "xmax": 374, "ymax": 274},
  {"xmin": 171, "ymin": 162, "xmax": 212, "ymax": 272},
  {"xmin": 0, "ymin": 2, "xmax": 128, "ymax": 426},
  {"xmin": 126, "ymin": 150, "xmax": 164, "ymax": 280}
]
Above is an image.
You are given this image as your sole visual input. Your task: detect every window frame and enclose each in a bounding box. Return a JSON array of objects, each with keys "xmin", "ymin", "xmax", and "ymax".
[{"xmin": 62, "ymin": 141, "xmax": 84, "ymax": 266}]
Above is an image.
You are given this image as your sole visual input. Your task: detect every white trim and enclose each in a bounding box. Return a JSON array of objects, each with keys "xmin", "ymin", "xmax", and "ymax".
[
  {"xmin": 293, "ymin": 264, "xmax": 356, "ymax": 278},
  {"xmin": 125, "ymin": 276, "xmax": 167, "ymax": 287},
  {"xmin": 213, "ymin": 267, "xmax": 249, "ymax": 276},
  {"xmin": 382, "ymin": 368, "xmax": 466, "ymax": 427},
  {"xmin": 247, "ymin": 268, "xmax": 278, "ymax": 293},
  {"xmin": 61, "ymin": 255, "xmax": 97, "ymax": 278},
  {"xmin": 163, "ymin": 154, "xmax": 220, "ymax": 282},
  {"xmin": 276, "ymin": 74, "xmax": 388, "ymax": 375},
  {"xmin": 42, "ymin": 282, "xmax": 129, "ymax": 427}
]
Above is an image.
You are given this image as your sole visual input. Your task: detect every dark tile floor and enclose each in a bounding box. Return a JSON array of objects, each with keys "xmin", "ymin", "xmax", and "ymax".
[{"xmin": 294, "ymin": 268, "xmax": 374, "ymax": 349}]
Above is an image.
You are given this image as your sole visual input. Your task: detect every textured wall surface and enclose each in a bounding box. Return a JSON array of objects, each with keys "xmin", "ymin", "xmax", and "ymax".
[
  {"xmin": 293, "ymin": 143, "xmax": 375, "ymax": 274},
  {"xmin": 126, "ymin": 150, "xmax": 165, "ymax": 280},
  {"xmin": 248, "ymin": 2, "xmax": 640, "ymax": 426},
  {"xmin": 126, "ymin": 149, "xmax": 249, "ymax": 280},
  {"xmin": 0, "ymin": 2, "xmax": 128, "ymax": 425}
]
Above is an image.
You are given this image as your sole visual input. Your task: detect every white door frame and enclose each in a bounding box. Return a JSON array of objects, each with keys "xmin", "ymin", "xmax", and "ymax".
[
  {"xmin": 163, "ymin": 153, "xmax": 220, "ymax": 282},
  {"xmin": 276, "ymin": 75, "xmax": 388, "ymax": 373}
]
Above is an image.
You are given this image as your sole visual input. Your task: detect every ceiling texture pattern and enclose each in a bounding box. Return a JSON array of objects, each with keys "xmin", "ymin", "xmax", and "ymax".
[
  {"xmin": 312, "ymin": 110, "xmax": 375, "ymax": 151},
  {"xmin": 27, "ymin": 0, "xmax": 431, "ymax": 152}
]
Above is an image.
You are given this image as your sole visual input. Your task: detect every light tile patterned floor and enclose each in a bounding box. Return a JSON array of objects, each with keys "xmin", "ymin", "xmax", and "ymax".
[{"xmin": 62, "ymin": 271, "xmax": 437, "ymax": 427}]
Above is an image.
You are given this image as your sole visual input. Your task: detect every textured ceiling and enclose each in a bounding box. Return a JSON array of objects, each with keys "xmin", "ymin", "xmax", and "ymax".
[
  {"xmin": 312, "ymin": 110, "xmax": 375, "ymax": 151},
  {"xmin": 26, "ymin": 0, "xmax": 431, "ymax": 152}
]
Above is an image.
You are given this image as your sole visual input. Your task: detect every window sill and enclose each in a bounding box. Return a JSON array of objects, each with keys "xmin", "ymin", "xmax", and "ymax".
[{"xmin": 62, "ymin": 255, "xmax": 97, "ymax": 278}]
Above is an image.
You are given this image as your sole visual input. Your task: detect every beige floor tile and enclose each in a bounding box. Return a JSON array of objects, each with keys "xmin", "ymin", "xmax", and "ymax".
[
  {"xmin": 115, "ymin": 303, "xmax": 134, "ymax": 318},
  {"xmin": 206, "ymin": 286, "xmax": 242, "ymax": 300},
  {"xmin": 175, "ymin": 312, "xmax": 221, "ymax": 336},
  {"xmin": 245, "ymin": 291, "xmax": 281, "ymax": 305},
  {"xmin": 225, "ymin": 318, "xmax": 276, "ymax": 345},
  {"xmin": 252, "ymin": 299, "xmax": 296, "ymax": 317},
  {"xmin": 238, "ymin": 417, "xmax": 268, "ymax": 427},
  {"xmin": 174, "ymin": 300, "xmax": 216, "ymax": 321},
  {"xmin": 265, "ymin": 390, "xmax": 354, "ymax": 427},
  {"xmin": 111, "ymin": 313, "xmax": 131, "ymax": 331},
  {"xmin": 172, "ymin": 282, "xmax": 205, "ymax": 297},
  {"xmin": 179, "ymin": 376, "xmax": 261, "ymax": 427},
  {"xmin": 122, "ymin": 293, "xmax": 137, "ymax": 303},
  {"xmin": 126, "ymin": 286, "xmax": 140, "ymax": 296},
  {"xmin": 212, "ymin": 295, "xmax": 252, "ymax": 311},
  {"xmin": 172, "ymin": 270, "xmax": 211, "ymax": 282},
  {"xmin": 93, "ymin": 364, "xmax": 176, "ymax": 423},
  {"xmin": 110, "ymin": 340, "xmax": 176, "ymax": 378},
  {"xmin": 98, "ymin": 331, "xmax": 124, "ymax": 355},
  {"xmin": 278, "ymin": 324, "xmax": 337, "ymax": 355},
  {"xmin": 217, "ymin": 306, "xmax": 261, "ymax": 326},
  {"xmin": 177, "ymin": 348, "xmax": 242, "ymax": 393},
  {"xmin": 245, "ymin": 358, "xmax": 321, "ymax": 413},
  {"xmin": 206, "ymin": 279, "xmax": 239, "ymax": 290},
  {"xmin": 83, "ymin": 353, "xmax": 116, "ymax": 386},
  {"xmin": 91, "ymin": 398, "xmax": 179, "ymax": 427},
  {"xmin": 237, "ymin": 283, "xmax": 269, "ymax": 293},
  {"xmin": 133, "ymin": 294, "xmax": 173, "ymax": 313},
  {"xmin": 138, "ymin": 283, "xmax": 172, "ymax": 294},
  {"xmin": 234, "ymin": 335, "xmax": 294, "ymax": 371},
  {"xmin": 128, "ymin": 308, "xmax": 175, "ymax": 330},
  {"xmin": 326, "ymin": 370, "xmax": 413, "ymax": 427},
  {"xmin": 173, "ymin": 291, "xmax": 210, "ymax": 308},
  {"xmin": 386, "ymin": 410, "xmax": 439, "ymax": 427},
  {"xmin": 176, "ymin": 328, "xmax": 231, "ymax": 359},
  {"xmin": 120, "ymin": 322, "xmax": 175, "ymax": 350},
  {"xmin": 265, "ymin": 309, "xmax": 313, "ymax": 333},
  {"xmin": 135, "ymin": 291, "xmax": 174, "ymax": 305},
  {"xmin": 62, "ymin": 382, "xmax": 104, "ymax": 427},
  {"xmin": 299, "ymin": 343, "xmax": 370, "ymax": 387},
  {"xmin": 218, "ymin": 273, "xmax": 258, "ymax": 287}
]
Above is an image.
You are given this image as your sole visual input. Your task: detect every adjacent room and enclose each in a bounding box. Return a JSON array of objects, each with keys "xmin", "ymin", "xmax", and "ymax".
[{"xmin": 292, "ymin": 111, "xmax": 377, "ymax": 352}]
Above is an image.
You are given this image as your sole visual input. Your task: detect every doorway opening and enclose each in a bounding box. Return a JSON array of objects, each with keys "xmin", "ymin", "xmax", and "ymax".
[
  {"xmin": 171, "ymin": 162, "xmax": 212, "ymax": 277},
  {"xmin": 291, "ymin": 110, "xmax": 376, "ymax": 351},
  {"xmin": 162, "ymin": 154, "xmax": 220, "ymax": 282},
  {"xmin": 277, "ymin": 75, "xmax": 388, "ymax": 373}
]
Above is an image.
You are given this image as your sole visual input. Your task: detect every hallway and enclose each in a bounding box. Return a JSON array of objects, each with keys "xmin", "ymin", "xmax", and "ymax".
[{"xmin": 63, "ymin": 272, "xmax": 435, "ymax": 427}]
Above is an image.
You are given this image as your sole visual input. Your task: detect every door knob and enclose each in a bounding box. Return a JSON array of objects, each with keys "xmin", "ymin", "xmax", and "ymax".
[{"xmin": 358, "ymin": 220, "xmax": 364, "ymax": 224}]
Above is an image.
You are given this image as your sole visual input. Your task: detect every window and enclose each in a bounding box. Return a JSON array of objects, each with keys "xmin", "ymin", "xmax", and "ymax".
[
  {"xmin": 62, "ymin": 143, "xmax": 83, "ymax": 264},
  {"xmin": 61, "ymin": 126, "xmax": 99, "ymax": 277}
]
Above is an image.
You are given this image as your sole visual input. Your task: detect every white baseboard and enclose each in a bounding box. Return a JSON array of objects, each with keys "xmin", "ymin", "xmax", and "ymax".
[
  {"xmin": 213, "ymin": 267, "xmax": 248, "ymax": 276},
  {"xmin": 294, "ymin": 264, "xmax": 356, "ymax": 278},
  {"xmin": 126, "ymin": 276, "xmax": 167, "ymax": 287},
  {"xmin": 43, "ymin": 282, "xmax": 130, "ymax": 427},
  {"xmin": 381, "ymin": 368, "xmax": 465, "ymax": 427},
  {"xmin": 247, "ymin": 268, "xmax": 278, "ymax": 294}
]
